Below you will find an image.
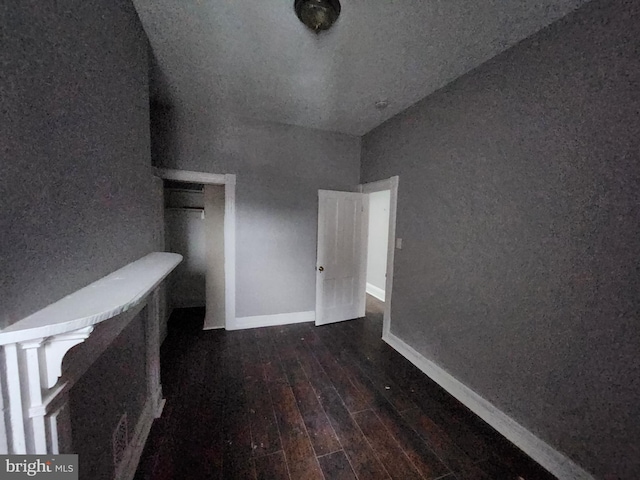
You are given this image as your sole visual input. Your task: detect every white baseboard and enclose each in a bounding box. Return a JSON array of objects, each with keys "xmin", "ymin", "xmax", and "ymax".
[
  {"xmin": 383, "ymin": 331, "xmax": 595, "ymax": 480},
  {"xmin": 366, "ymin": 282, "xmax": 386, "ymax": 302},
  {"xmin": 116, "ymin": 395, "xmax": 165, "ymax": 480},
  {"xmin": 203, "ymin": 324, "xmax": 225, "ymax": 331},
  {"xmin": 203, "ymin": 312, "xmax": 225, "ymax": 331},
  {"xmin": 228, "ymin": 310, "xmax": 315, "ymax": 331}
]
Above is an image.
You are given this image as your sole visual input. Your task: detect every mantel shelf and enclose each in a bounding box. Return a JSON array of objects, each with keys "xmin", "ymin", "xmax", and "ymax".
[
  {"xmin": 1, "ymin": 251, "xmax": 181, "ymax": 459},
  {"xmin": 0, "ymin": 252, "xmax": 182, "ymax": 346}
]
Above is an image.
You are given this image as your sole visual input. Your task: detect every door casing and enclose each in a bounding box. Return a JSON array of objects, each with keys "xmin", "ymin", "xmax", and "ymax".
[
  {"xmin": 360, "ymin": 176, "xmax": 399, "ymax": 338},
  {"xmin": 314, "ymin": 176, "xmax": 398, "ymax": 336},
  {"xmin": 155, "ymin": 168, "xmax": 236, "ymax": 330}
]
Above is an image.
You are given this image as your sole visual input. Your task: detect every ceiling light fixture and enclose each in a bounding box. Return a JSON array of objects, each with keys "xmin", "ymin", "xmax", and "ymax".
[{"xmin": 294, "ymin": 0, "xmax": 341, "ymax": 33}]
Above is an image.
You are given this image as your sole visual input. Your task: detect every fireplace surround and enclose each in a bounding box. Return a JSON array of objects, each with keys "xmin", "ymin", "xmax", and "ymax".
[{"xmin": 0, "ymin": 252, "xmax": 181, "ymax": 479}]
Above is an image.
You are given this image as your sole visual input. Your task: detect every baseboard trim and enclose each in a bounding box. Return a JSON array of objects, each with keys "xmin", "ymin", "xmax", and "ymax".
[
  {"xmin": 203, "ymin": 312, "xmax": 225, "ymax": 330},
  {"xmin": 382, "ymin": 331, "xmax": 595, "ymax": 480},
  {"xmin": 228, "ymin": 310, "xmax": 315, "ymax": 330},
  {"xmin": 116, "ymin": 395, "xmax": 164, "ymax": 480},
  {"xmin": 366, "ymin": 282, "xmax": 386, "ymax": 302}
]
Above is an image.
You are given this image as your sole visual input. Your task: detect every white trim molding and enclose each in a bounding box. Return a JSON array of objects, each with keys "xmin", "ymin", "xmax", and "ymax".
[
  {"xmin": 0, "ymin": 253, "xmax": 181, "ymax": 460},
  {"xmin": 383, "ymin": 331, "xmax": 595, "ymax": 480},
  {"xmin": 223, "ymin": 174, "xmax": 237, "ymax": 329},
  {"xmin": 229, "ymin": 311, "xmax": 315, "ymax": 331},
  {"xmin": 155, "ymin": 167, "xmax": 226, "ymax": 185},
  {"xmin": 0, "ymin": 351, "xmax": 8, "ymax": 454},
  {"xmin": 155, "ymin": 168, "xmax": 236, "ymax": 331},
  {"xmin": 366, "ymin": 283, "xmax": 386, "ymax": 302},
  {"xmin": 0, "ymin": 253, "xmax": 181, "ymax": 346}
]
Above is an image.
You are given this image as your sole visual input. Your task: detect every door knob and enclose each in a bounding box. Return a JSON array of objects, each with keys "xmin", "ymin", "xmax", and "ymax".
[{"xmin": 318, "ymin": 266, "xmax": 324, "ymax": 272}]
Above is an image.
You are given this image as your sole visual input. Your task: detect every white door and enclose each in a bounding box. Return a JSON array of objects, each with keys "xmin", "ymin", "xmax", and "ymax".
[{"xmin": 315, "ymin": 190, "xmax": 369, "ymax": 326}]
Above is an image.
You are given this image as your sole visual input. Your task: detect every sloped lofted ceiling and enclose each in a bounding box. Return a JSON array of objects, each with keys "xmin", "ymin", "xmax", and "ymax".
[{"xmin": 134, "ymin": 0, "xmax": 588, "ymax": 136}]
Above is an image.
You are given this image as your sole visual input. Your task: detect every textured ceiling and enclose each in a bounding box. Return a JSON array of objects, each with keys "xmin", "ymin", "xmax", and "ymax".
[{"xmin": 134, "ymin": 0, "xmax": 588, "ymax": 136}]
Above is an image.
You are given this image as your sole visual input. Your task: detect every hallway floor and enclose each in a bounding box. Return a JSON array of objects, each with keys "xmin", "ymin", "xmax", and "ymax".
[{"xmin": 134, "ymin": 297, "xmax": 556, "ymax": 479}]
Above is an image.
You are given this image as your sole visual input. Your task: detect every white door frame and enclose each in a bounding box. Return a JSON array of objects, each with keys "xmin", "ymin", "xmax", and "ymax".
[
  {"xmin": 155, "ymin": 168, "xmax": 236, "ymax": 329},
  {"xmin": 360, "ymin": 176, "xmax": 399, "ymax": 338}
]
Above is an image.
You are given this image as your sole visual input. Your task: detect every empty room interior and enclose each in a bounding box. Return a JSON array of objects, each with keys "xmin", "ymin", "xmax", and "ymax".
[{"xmin": 1, "ymin": 0, "xmax": 639, "ymax": 479}]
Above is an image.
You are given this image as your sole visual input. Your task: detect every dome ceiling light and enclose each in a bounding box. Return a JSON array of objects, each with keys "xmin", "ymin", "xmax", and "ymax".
[{"xmin": 294, "ymin": 0, "xmax": 341, "ymax": 33}]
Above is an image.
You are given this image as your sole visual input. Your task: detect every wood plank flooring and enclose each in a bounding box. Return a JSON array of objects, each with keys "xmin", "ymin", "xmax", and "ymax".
[{"xmin": 134, "ymin": 297, "xmax": 557, "ymax": 480}]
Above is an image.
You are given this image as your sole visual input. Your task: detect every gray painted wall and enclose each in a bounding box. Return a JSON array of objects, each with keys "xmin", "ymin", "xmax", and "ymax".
[
  {"xmin": 1, "ymin": 0, "xmax": 161, "ymax": 329},
  {"xmin": 361, "ymin": 1, "xmax": 640, "ymax": 478},
  {"xmin": 2, "ymin": 0, "xmax": 161, "ymax": 472},
  {"xmin": 153, "ymin": 107, "xmax": 361, "ymax": 318},
  {"xmin": 366, "ymin": 190, "xmax": 390, "ymax": 294}
]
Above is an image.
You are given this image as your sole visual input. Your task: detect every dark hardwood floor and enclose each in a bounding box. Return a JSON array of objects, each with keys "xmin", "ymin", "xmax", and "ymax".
[{"xmin": 134, "ymin": 297, "xmax": 557, "ymax": 480}]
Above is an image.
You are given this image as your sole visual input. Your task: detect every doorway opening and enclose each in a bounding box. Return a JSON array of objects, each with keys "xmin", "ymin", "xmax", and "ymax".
[
  {"xmin": 364, "ymin": 189, "xmax": 390, "ymax": 328},
  {"xmin": 361, "ymin": 176, "xmax": 398, "ymax": 339},
  {"xmin": 314, "ymin": 176, "xmax": 398, "ymax": 338},
  {"xmin": 157, "ymin": 168, "xmax": 237, "ymax": 333},
  {"xmin": 163, "ymin": 180, "xmax": 206, "ymax": 310}
]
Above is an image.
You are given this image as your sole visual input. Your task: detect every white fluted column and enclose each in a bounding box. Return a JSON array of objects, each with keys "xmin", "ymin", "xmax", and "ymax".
[
  {"xmin": 1, "ymin": 326, "xmax": 93, "ymax": 454},
  {"xmin": 0, "ymin": 252, "xmax": 182, "ymax": 457}
]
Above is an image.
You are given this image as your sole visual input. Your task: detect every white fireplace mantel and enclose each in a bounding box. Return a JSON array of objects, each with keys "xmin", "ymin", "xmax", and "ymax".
[{"xmin": 0, "ymin": 252, "xmax": 181, "ymax": 476}]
